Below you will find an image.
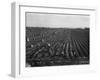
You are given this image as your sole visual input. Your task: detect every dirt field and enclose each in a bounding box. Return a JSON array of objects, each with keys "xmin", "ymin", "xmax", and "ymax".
[{"xmin": 26, "ymin": 27, "xmax": 89, "ymax": 67}]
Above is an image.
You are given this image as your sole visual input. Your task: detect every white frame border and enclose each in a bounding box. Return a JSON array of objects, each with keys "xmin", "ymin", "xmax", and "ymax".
[{"xmin": 11, "ymin": 2, "xmax": 96, "ymax": 78}]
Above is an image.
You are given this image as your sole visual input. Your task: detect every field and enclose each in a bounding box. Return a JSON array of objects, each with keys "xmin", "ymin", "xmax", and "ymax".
[{"xmin": 26, "ymin": 27, "xmax": 89, "ymax": 67}]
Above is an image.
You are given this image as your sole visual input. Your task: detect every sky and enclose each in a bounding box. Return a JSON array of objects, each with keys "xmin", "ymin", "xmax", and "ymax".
[{"xmin": 26, "ymin": 12, "xmax": 90, "ymax": 28}]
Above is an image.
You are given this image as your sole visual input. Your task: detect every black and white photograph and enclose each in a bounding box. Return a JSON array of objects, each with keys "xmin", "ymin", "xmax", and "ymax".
[
  {"xmin": 10, "ymin": 1, "xmax": 97, "ymax": 78},
  {"xmin": 26, "ymin": 12, "xmax": 90, "ymax": 67}
]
